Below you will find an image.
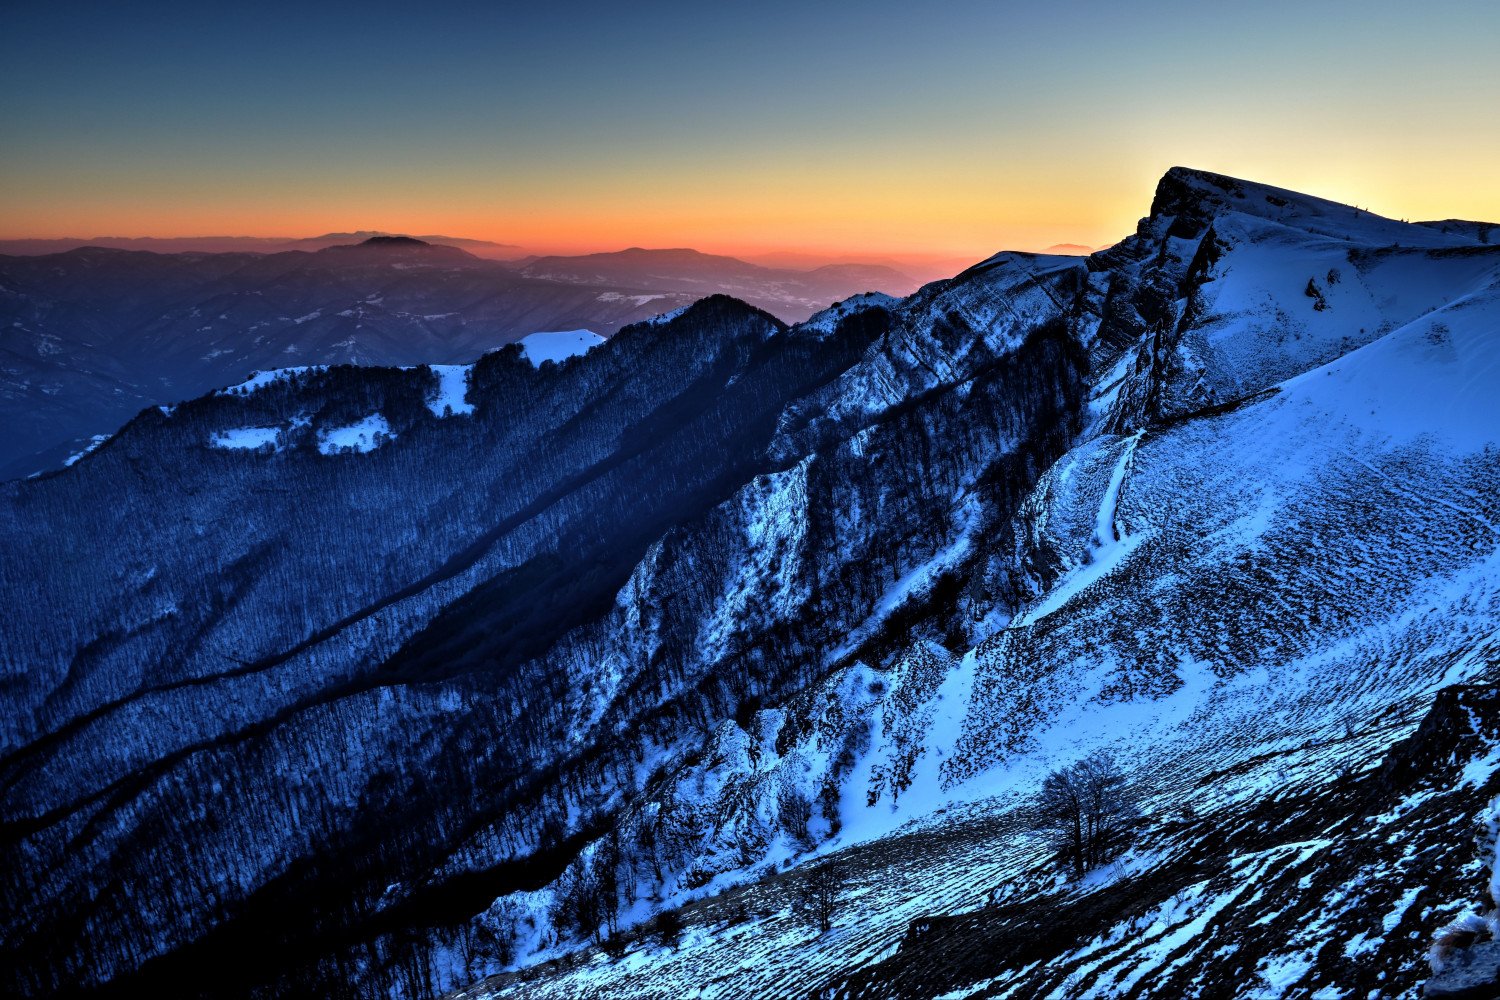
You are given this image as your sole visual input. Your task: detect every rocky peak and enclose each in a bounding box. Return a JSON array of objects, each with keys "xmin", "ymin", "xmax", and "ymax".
[{"xmin": 1145, "ymin": 165, "xmax": 1482, "ymax": 248}]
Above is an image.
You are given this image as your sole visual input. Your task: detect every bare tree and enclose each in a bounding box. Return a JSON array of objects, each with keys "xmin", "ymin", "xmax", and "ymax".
[
  {"xmin": 777, "ymin": 783, "xmax": 814, "ymax": 847},
  {"xmin": 596, "ymin": 829, "xmax": 625, "ymax": 940},
  {"xmin": 456, "ymin": 921, "xmax": 482, "ymax": 980},
  {"xmin": 1032, "ymin": 752, "xmax": 1138, "ymax": 880},
  {"xmin": 553, "ymin": 864, "xmax": 605, "ymax": 943},
  {"xmin": 791, "ymin": 863, "xmax": 843, "ymax": 934},
  {"xmin": 649, "ymin": 906, "xmax": 685, "ymax": 949},
  {"xmin": 457, "ymin": 918, "xmax": 516, "ymax": 979}
]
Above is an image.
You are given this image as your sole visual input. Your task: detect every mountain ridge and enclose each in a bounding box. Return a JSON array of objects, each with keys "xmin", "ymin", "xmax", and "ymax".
[
  {"xmin": 0, "ymin": 232, "xmax": 527, "ymax": 258},
  {"xmin": 0, "ymin": 241, "xmax": 924, "ymax": 479}
]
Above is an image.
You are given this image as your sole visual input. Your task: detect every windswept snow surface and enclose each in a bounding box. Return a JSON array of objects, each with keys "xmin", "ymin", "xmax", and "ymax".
[
  {"xmin": 1274, "ymin": 282, "xmax": 1500, "ymax": 454},
  {"xmin": 449, "ymin": 172, "xmax": 1500, "ymax": 1000},
  {"xmin": 517, "ymin": 329, "xmax": 604, "ymax": 367}
]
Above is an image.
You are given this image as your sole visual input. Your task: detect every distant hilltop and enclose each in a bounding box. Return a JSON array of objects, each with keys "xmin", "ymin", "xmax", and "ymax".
[
  {"xmin": 0, "ymin": 231, "xmax": 527, "ymax": 259},
  {"xmin": 357, "ymin": 235, "xmax": 431, "ymax": 247}
]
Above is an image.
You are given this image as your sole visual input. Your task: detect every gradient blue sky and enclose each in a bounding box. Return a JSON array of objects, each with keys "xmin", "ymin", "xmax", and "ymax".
[{"xmin": 3, "ymin": 0, "xmax": 1498, "ymax": 256}]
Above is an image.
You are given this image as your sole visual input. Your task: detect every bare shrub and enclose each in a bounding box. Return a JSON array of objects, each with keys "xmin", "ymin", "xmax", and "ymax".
[{"xmin": 1031, "ymin": 752, "xmax": 1139, "ymax": 880}]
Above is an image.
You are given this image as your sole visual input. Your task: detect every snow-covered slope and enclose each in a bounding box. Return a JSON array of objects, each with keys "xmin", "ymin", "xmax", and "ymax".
[{"xmin": 446, "ymin": 171, "xmax": 1500, "ymax": 999}]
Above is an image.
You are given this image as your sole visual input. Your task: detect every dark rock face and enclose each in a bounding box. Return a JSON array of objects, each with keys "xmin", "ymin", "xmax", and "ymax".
[
  {"xmin": 1379, "ymin": 686, "xmax": 1500, "ymax": 792},
  {"xmin": 1147, "ymin": 165, "xmax": 1246, "ymax": 237},
  {"xmin": 1424, "ymin": 941, "xmax": 1500, "ymax": 998}
]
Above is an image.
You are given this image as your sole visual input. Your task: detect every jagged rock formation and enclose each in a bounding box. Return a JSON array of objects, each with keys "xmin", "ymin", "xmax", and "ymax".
[{"xmin": 2, "ymin": 168, "xmax": 1498, "ymax": 999}]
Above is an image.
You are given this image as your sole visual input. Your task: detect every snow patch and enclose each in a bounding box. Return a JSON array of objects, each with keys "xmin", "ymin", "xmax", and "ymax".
[
  {"xmin": 518, "ymin": 330, "xmax": 604, "ymax": 367},
  {"xmin": 218, "ymin": 366, "xmax": 326, "ymax": 397},
  {"xmin": 426, "ymin": 364, "xmax": 475, "ymax": 417},
  {"xmin": 598, "ymin": 292, "xmax": 666, "ymax": 306},
  {"xmin": 209, "ymin": 427, "xmax": 280, "ymax": 451},
  {"xmin": 648, "ymin": 306, "xmax": 690, "ymax": 326},
  {"xmin": 317, "ymin": 414, "xmax": 394, "ymax": 454},
  {"xmin": 63, "ymin": 434, "xmax": 111, "ymax": 466}
]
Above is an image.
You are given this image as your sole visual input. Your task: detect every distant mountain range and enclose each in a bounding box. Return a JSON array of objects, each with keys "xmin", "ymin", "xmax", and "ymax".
[
  {"xmin": 513, "ymin": 247, "xmax": 919, "ymax": 319},
  {"xmin": 0, "ymin": 232, "xmax": 528, "ymax": 259},
  {"xmin": 0, "ymin": 236, "xmax": 982, "ymax": 280},
  {"xmin": 735, "ymin": 250, "xmax": 979, "ymax": 284},
  {"xmin": 0, "ymin": 239, "xmax": 919, "ymax": 478}
]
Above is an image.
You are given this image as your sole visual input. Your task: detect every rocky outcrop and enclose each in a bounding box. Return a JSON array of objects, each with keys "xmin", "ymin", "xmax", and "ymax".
[
  {"xmin": 1425, "ymin": 941, "xmax": 1500, "ymax": 998},
  {"xmin": 1378, "ymin": 685, "xmax": 1500, "ymax": 793}
]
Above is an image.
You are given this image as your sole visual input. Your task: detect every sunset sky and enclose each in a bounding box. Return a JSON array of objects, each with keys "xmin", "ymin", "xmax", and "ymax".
[{"xmin": 3, "ymin": 0, "xmax": 1498, "ymax": 260}]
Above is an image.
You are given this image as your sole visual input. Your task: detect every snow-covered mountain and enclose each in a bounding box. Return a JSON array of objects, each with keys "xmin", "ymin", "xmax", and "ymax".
[
  {"xmin": 2, "ymin": 168, "xmax": 1498, "ymax": 999},
  {"xmin": 0, "ymin": 236, "xmax": 707, "ymax": 479}
]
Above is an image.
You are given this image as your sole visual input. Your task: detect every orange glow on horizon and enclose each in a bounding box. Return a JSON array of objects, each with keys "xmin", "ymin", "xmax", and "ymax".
[
  {"xmin": 6, "ymin": 158, "xmax": 1497, "ymax": 268},
  {"xmin": 5, "ymin": 151, "xmax": 1499, "ymax": 267}
]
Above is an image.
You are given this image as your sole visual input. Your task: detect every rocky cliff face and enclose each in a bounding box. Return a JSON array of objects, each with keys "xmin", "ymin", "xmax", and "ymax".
[{"xmin": 3, "ymin": 169, "xmax": 1498, "ymax": 999}]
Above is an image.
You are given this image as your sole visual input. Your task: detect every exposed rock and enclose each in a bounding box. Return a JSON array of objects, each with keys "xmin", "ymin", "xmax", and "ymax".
[{"xmin": 1424, "ymin": 941, "xmax": 1500, "ymax": 998}]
